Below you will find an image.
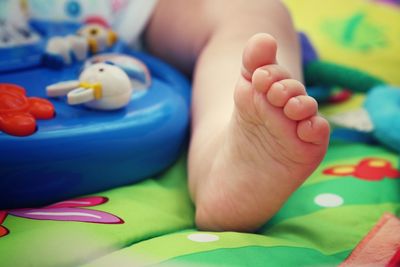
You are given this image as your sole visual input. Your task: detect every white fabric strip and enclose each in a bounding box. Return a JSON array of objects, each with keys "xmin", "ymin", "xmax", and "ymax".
[{"xmin": 113, "ymin": 0, "xmax": 159, "ymax": 45}]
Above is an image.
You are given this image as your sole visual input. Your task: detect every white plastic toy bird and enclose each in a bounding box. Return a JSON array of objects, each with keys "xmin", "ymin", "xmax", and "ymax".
[
  {"xmin": 44, "ymin": 24, "xmax": 117, "ymax": 68},
  {"xmin": 46, "ymin": 63, "xmax": 132, "ymax": 110}
]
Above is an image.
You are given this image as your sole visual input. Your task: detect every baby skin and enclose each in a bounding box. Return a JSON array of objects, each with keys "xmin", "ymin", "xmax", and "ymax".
[
  {"xmin": 146, "ymin": 0, "xmax": 330, "ymax": 232},
  {"xmin": 193, "ymin": 34, "xmax": 330, "ymax": 231}
]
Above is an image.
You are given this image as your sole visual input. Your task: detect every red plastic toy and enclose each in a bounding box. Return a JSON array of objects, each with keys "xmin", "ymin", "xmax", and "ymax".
[{"xmin": 0, "ymin": 84, "xmax": 55, "ymax": 136}]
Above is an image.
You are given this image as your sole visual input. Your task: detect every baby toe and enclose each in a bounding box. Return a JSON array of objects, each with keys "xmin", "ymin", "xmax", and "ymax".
[
  {"xmin": 283, "ymin": 95, "xmax": 318, "ymax": 121},
  {"xmin": 252, "ymin": 65, "xmax": 291, "ymax": 93},
  {"xmin": 267, "ymin": 79, "xmax": 306, "ymax": 107},
  {"xmin": 297, "ymin": 116, "xmax": 330, "ymax": 145}
]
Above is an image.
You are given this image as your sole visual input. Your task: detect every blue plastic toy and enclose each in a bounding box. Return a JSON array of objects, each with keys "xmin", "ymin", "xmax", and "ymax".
[
  {"xmin": 0, "ymin": 21, "xmax": 191, "ymax": 209},
  {"xmin": 0, "ymin": 21, "xmax": 44, "ymax": 72}
]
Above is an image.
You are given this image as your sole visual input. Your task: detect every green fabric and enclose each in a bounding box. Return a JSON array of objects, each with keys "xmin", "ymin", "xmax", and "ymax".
[
  {"xmin": 3, "ymin": 141, "xmax": 398, "ymax": 267},
  {"xmin": 2, "ymin": 1, "xmax": 400, "ymax": 266},
  {"xmin": 265, "ymin": 142, "xmax": 400, "ymax": 226},
  {"xmin": 0, "ymin": 158, "xmax": 194, "ymax": 267},
  {"xmin": 81, "ymin": 142, "xmax": 400, "ymax": 267},
  {"xmin": 305, "ymin": 60, "xmax": 385, "ymax": 92},
  {"xmin": 160, "ymin": 246, "xmax": 350, "ymax": 267}
]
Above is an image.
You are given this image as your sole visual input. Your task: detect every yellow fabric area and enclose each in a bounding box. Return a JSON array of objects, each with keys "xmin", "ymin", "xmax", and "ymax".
[{"xmin": 285, "ymin": 0, "xmax": 400, "ymax": 86}]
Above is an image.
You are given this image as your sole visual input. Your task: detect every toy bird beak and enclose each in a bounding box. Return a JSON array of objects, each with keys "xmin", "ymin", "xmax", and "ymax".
[
  {"xmin": 67, "ymin": 82, "xmax": 103, "ymax": 105},
  {"xmin": 107, "ymin": 30, "xmax": 117, "ymax": 46},
  {"xmin": 87, "ymin": 32, "xmax": 116, "ymax": 54},
  {"xmin": 46, "ymin": 80, "xmax": 80, "ymax": 97}
]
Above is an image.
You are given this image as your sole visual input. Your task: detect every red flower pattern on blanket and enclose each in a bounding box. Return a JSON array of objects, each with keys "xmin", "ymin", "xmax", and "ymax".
[
  {"xmin": 323, "ymin": 158, "xmax": 400, "ymax": 180},
  {"xmin": 0, "ymin": 211, "xmax": 8, "ymax": 237},
  {"xmin": 0, "ymin": 196, "xmax": 123, "ymax": 238}
]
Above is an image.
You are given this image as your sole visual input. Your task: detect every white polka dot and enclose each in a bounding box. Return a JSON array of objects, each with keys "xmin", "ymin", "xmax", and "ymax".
[
  {"xmin": 187, "ymin": 233, "xmax": 219, "ymax": 243},
  {"xmin": 314, "ymin": 193, "xmax": 344, "ymax": 207}
]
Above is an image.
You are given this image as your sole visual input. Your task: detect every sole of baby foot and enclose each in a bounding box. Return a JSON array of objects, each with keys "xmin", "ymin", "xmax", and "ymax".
[{"xmin": 194, "ymin": 33, "xmax": 330, "ymax": 232}]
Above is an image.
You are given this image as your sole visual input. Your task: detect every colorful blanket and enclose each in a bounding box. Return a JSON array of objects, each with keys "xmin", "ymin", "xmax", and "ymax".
[{"xmin": 1, "ymin": 0, "xmax": 400, "ymax": 266}]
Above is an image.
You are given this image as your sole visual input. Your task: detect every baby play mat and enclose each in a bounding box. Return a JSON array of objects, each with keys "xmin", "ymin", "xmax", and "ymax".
[{"xmin": 1, "ymin": 0, "xmax": 400, "ymax": 266}]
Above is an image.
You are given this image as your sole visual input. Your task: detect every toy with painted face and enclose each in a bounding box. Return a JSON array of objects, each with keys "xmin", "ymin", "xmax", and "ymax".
[{"xmin": 46, "ymin": 63, "xmax": 132, "ymax": 110}]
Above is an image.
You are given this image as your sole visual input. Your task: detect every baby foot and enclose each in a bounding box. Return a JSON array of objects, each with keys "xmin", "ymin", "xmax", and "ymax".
[{"xmin": 195, "ymin": 33, "xmax": 330, "ymax": 231}]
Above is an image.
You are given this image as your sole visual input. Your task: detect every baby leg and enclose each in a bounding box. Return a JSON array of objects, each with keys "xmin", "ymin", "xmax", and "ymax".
[{"xmin": 145, "ymin": 0, "xmax": 330, "ymax": 231}]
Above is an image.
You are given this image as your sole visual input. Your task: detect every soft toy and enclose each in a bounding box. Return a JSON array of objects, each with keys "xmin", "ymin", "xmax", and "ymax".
[
  {"xmin": 364, "ymin": 85, "xmax": 400, "ymax": 153},
  {"xmin": 301, "ymin": 32, "xmax": 400, "ymax": 152}
]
